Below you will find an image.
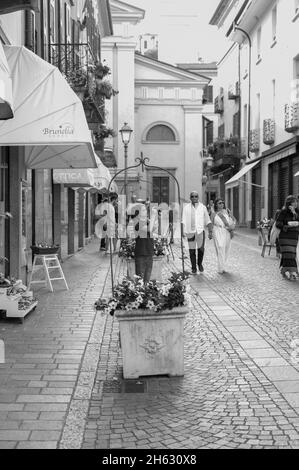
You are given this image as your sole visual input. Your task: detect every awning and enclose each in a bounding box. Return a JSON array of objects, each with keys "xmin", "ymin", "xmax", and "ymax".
[
  {"xmin": 225, "ymin": 161, "xmax": 260, "ymax": 188},
  {"xmin": 0, "ymin": 0, "xmax": 39, "ymax": 14},
  {"xmin": 0, "ymin": 46, "xmax": 96, "ymax": 169},
  {"xmin": 93, "ymin": 155, "xmax": 117, "ymax": 192},
  {"xmin": 53, "ymin": 153, "xmax": 115, "ymax": 190},
  {"xmin": 0, "ymin": 42, "xmax": 13, "ymax": 120}
]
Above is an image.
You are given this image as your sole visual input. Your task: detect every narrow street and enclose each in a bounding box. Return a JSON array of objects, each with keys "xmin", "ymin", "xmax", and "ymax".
[{"xmin": 1, "ymin": 230, "xmax": 299, "ymax": 449}]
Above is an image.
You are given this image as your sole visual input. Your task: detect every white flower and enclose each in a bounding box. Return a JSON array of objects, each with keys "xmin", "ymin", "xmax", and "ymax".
[
  {"xmin": 147, "ymin": 300, "xmax": 155, "ymax": 309},
  {"xmin": 136, "ymin": 295, "xmax": 143, "ymax": 305},
  {"xmin": 131, "ymin": 301, "xmax": 139, "ymax": 309}
]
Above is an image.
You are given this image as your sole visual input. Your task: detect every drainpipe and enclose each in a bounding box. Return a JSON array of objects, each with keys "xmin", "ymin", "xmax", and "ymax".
[{"xmin": 233, "ymin": 22, "xmax": 252, "ymax": 161}]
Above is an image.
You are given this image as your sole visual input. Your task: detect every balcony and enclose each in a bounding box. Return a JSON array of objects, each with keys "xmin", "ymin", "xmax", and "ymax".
[
  {"xmin": 285, "ymin": 103, "xmax": 299, "ymax": 132},
  {"xmin": 208, "ymin": 137, "xmax": 241, "ymax": 172},
  {"xmin": 228, "ymin": 82, "xmax": 240, "ymax": 100},
  {"xmin": 263, "ymin": 119, "xmax": 275, "ymax": 145},
  {"xmin": 214, "ymin": 95, "xmax": 224, "ymax": 114},
  {"xmin": 49, "ymin": 43, "xmax": 115, "ymax": 124},
  {"xmin": 249, "ymin": 129, "xmax": 260, "ymax": 152}
]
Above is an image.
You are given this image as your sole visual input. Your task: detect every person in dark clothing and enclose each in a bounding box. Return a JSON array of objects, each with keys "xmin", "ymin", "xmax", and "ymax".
[
  {"xmin": 133, "ymin": 202, "xmax": 157, "ymax": 282},
  {"xmin": 275, "ymin": 195, "xmax": 299, "ymax": 280}
]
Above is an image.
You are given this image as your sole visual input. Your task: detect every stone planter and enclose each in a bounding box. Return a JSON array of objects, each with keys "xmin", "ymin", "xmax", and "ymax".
[
  {"xmin": 115, "ymin": 306, "xmax": 188, "ymax": 379},
  {"xmin": 126, "ymin": 256, "xmax": 164, "ymax": 281}
]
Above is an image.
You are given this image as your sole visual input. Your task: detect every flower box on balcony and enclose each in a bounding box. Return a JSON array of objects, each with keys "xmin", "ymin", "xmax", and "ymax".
[
  {"xmin": 263, "ymin": 119, "xmax": 275, "ymax": 145},
  {"xmin": 249, "ymin": 129, "xmax": 260, "ymax": 152},
  {"xmin": 285, "ymin": 103, "xmax": 299, "ymax": 132}
]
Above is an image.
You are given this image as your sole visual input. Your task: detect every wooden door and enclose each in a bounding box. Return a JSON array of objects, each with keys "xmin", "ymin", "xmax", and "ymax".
[{"xmin": 152, "ymin": 177, "xmax": 170, "ymax": 204}]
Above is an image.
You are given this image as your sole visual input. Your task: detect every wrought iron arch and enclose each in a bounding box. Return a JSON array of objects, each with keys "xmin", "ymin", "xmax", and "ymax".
[{"xmin": 107, "ymin": 153, "xmax": 186, "ymax": 294}]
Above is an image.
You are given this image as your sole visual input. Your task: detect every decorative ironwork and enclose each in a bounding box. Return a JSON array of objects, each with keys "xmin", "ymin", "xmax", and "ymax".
[
  {"xmin": 107, "ymin": 153, "xmax": 185, "ymax": 294},
  {"xmin": 249, "ymin": 129, "xmax": 260, "ymax": 152},
  {"xmin": 285, "ymin": 103, "xmax": 299, "ymax": 132},
  {"xmin": 214, "ymin": 96, "xmax": 224, "ymax": 114},
  {"xmin": 263, "ymin": 119, "xmax": 275, "ymax": 145}
]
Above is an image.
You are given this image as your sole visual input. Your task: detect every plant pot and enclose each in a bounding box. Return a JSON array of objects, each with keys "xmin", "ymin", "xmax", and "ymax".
[
  {"xmin": 126, "ymin": 256, "xmax": 164, "ymax": 281},
  {"xmin": 115, "ymin": 306, "xmax": 188, "ymax": 379},
  {"xmin": 31, "ymin": 246, "xmax": 60, "ymax": 255}
]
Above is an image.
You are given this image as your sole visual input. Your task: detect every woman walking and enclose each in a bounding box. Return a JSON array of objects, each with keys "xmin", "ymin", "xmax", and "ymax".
[
  {"xmin": 212, "ymin": 198, "xmax": 235, "ymax": 274},
  {"xmin": 275, "ymin": 195, "xmax": 299, "ymax": 281}
]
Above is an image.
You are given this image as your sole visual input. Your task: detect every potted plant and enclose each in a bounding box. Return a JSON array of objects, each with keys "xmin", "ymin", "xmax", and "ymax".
[
  {"xmin": 119, "ymin": 238, "xmax": 166, "ymax": 281},
  {"xmin": 95, "ymin": 272, "xmax": 190, "ymax": 378},
  {"xmin": 31, "ymin": 242, "xmax": 60, "ymax": 255},
  {"xmin": 94, "ymin": 62, "xmax": 111, "ymax": 79},
  {"xmin": 257, "ymin": 218, "xmax": 272, "ymax": 245},
  {"xmin": 96, "ymin": 79, "xmax": 119, "ymax": 100},
  {"xmin": 65, "ymin": 68, "xmax": 88, "ymax": 99}
]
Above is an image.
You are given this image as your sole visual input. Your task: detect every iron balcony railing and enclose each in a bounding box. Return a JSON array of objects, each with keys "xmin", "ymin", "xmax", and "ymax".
[
  {"xmin": 249, "ymin": 129, "xmax": 260, "ymax": 152},
  {"xmin": 285, "ymin": 102, "xmax": 299, "ymax": 133},
  {"xmin": 263, "ymin": 119, "xmax": 275, "ymax": 145},
  {"xmin": 49, "ymin": 42, "xmax": 105, "ymax": 122}
]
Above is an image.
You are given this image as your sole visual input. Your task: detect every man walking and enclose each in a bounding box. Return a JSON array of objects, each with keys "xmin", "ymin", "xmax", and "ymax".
[{"xmin": 182, "ymin": 191, "xmax": 213, "ymax": 274}]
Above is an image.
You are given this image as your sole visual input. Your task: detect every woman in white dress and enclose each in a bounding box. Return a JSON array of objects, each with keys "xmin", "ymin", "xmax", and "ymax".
[{"xmin": 211, "ymin": 198, "xmax": 235, "ymax": 274}]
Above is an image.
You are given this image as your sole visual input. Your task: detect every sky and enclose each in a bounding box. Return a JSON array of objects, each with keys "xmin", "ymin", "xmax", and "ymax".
[{"xmin": 128, "ymin": 0, "xmax": 231, "ymax": 65}]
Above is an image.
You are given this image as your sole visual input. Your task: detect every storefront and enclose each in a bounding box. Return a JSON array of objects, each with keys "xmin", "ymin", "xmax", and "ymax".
[
  {"xmin": 0, "ymin": 45, "xmax": 99, "ymax": 282},
  {"xmin": 264, "ymin": 137, "xmax": 299, "ymax": 218}
]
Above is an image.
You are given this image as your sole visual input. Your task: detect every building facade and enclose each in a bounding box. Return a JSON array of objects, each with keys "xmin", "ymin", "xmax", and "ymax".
[
  {"xmin": 209, "ymin": 0, "xmax": 299, "ymax": 227},
  {"xmin": 0, "ymin": 0, "xmax": 113, "ymax": 282},
  {"xmin": 102, "ymin": 0, "xmax": 212, "ymax": 205}
]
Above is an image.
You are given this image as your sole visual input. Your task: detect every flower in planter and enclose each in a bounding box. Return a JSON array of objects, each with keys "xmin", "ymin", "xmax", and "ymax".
[
  {"xmin": 94, "ymin": 124, "xmax": 117, "ymax": 141},
  {"xmin": 257, "ymin": 217, "xmax": 272, "ymax": 229},
  {"xmin": 96, "ymin": 79, "xmax": 119, "ymax": 100},
  {"xmin": 94, "ymin": 62, "xmax": 111, "ymax": 79},
  {"xmin": 95, "ymin": 271, "xmax": 190, "ymax": 316},
  {"xmin": 65, "ymin": 68, "xmax": 88, "ymax": 89}
]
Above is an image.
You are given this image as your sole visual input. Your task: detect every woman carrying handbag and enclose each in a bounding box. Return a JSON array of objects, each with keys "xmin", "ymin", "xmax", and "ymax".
[{"xmin": 211, "ymin": 198, "xmax": 236, "ymax": 274}]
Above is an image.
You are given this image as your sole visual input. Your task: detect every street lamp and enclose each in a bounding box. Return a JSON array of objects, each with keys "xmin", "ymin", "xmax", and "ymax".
[{"xmin": 119, "ymin": 122, "xmax": 133, "ymax": 203}]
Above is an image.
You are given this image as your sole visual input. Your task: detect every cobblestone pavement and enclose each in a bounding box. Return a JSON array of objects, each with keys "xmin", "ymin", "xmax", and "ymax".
[
  {"xmin": 82, "ymin": 230, "xmax": 299, "ymax": 450},
  {"xmin": 1, "ymin": 230, "xmax": 299, "ymax": 449},
  {"xmin": 0, "ymin": 241, "xmax": 112, "ymax": 449}
]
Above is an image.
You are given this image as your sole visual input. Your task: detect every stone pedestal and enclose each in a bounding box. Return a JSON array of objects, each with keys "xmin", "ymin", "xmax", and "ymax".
[
  {"xmin": 115, "ymin": 306, "xmax": 187, "ymax": 379},
  {"xmin": 126, "ymin": 256, "xmax": 163, "ymax": 281}
]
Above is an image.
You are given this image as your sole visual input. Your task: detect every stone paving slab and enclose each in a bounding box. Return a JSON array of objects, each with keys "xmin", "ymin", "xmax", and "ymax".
[{"xmin": 81, "ymin": 234, "xmax": 299, "ymax": 450}]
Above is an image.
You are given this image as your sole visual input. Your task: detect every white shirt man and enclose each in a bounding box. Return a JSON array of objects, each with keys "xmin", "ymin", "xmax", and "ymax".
[{"xmin": 182, "ymin": 191, "xmax": 213, "ymax": 274}]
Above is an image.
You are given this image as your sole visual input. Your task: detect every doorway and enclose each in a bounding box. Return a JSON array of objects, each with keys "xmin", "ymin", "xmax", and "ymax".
[{"xmin": 152, "ymin": 176, "xmax": 170, "ymax": 204}]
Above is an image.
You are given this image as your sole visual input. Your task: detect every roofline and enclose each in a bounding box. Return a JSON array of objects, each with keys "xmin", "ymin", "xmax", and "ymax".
[
  {"xmin": 226, "ymin": 0, "xmax": 251, "ymax": 37},
  {"xmin": 135, "ymin": 52, "xmax": 211, "ymax": 82},
  {"xmin": 110, "ymin": 0, "xmax": 145, "ymax": 16},
  {"xmin": 209, "ymin": 0, "xmax": 230, "ymax": 25}
]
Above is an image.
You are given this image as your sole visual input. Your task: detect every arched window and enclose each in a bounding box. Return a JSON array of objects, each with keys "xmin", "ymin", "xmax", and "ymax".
[{"xmin": 146, "ymin": 125, "xmax": 176, "ymax": 142}]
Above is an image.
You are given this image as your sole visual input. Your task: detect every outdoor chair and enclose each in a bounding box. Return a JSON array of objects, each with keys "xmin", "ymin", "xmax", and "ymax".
[{"xmin": 258, "ymin": 227, "xmax": 274, "ymax": 257}]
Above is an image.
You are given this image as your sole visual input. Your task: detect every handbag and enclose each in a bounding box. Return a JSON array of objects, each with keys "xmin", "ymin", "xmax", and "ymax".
[{"xmin": 269, "ymin": 224, "xmax": 280, "ymax": 245}]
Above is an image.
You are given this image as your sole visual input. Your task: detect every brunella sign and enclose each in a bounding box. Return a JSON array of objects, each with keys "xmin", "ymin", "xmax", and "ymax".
[{"xmin": 43, "ymin": 123, "xmax": 74, "ymax": 137}]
